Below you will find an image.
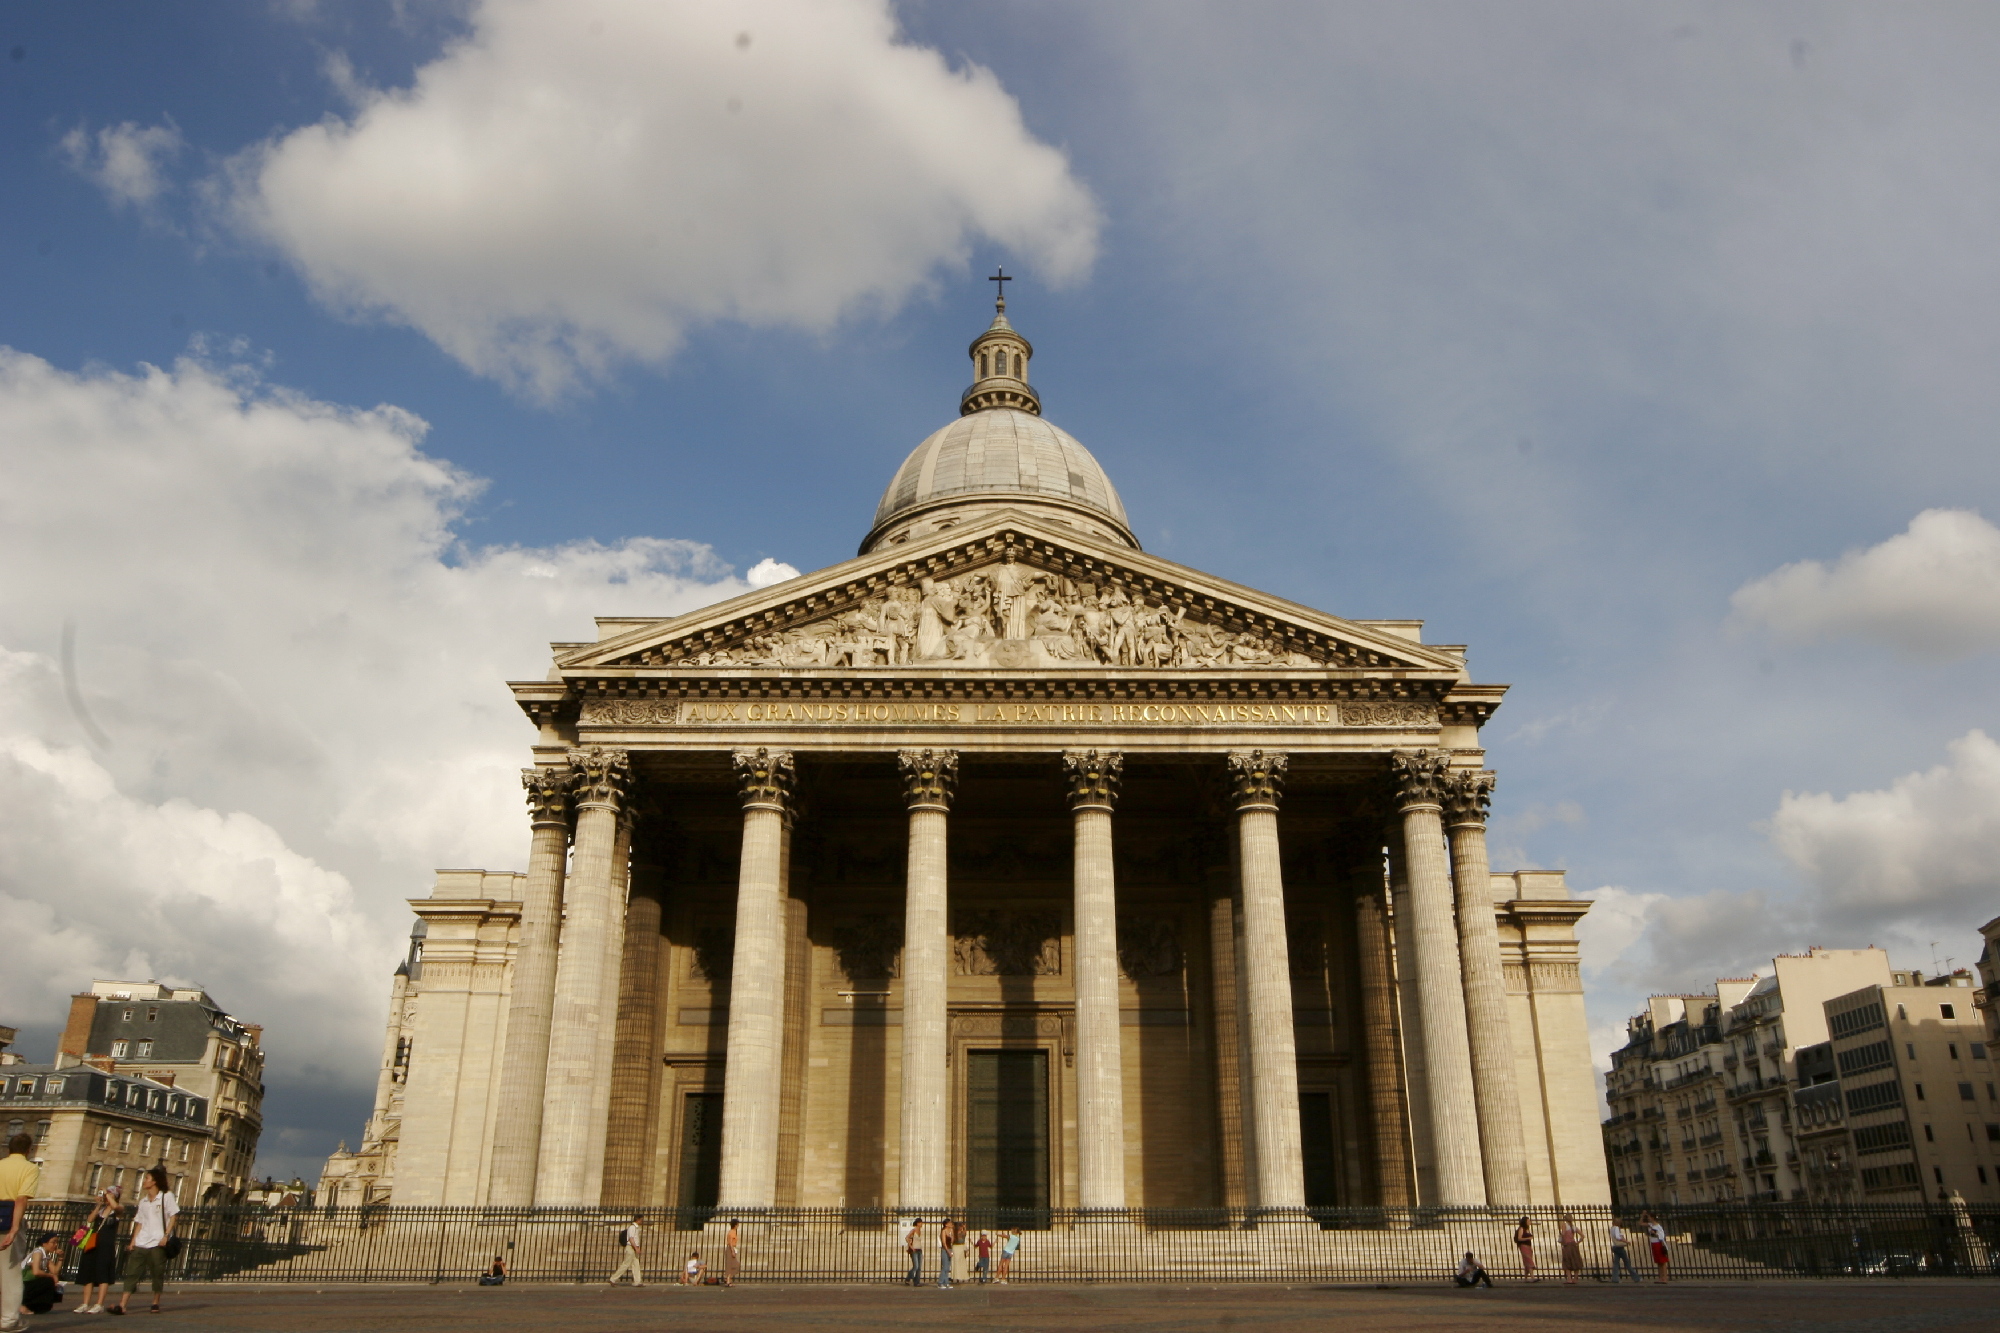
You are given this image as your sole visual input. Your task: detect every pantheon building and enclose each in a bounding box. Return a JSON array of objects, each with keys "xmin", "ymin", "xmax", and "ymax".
[{"xmin": 326, "ymin": 294, "xmax": 1607, "ymax": 1218}]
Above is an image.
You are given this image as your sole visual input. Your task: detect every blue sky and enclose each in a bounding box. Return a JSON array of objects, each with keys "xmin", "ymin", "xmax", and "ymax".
[{"xmin": 4, "ymin": 1, "xmax": 1998, "ymax": 1181}]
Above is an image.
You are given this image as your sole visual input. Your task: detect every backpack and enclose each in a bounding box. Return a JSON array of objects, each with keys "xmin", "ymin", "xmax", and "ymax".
[{"xmin": 616, "ymin": 1227, "xmax": 629, "ymax": 1250}]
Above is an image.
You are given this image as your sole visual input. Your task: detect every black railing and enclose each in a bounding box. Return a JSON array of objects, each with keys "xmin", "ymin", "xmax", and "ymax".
[{"xmin": 10, "ymin": 1201, "xmax": 1998, "ymax": 1284}]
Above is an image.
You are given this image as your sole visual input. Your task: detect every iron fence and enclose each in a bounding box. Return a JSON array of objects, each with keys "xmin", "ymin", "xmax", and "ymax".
[{"xmin": 13, "ymin": 1200, "xmax": 1998, "ymax": 1285}]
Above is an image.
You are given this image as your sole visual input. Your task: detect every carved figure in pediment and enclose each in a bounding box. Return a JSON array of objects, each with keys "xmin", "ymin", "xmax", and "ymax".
[
  {"xmin": 829, "ymin": 913, "xmax": 902, "ymax": 980},
  {"xmin": 952, "ymin": 909, "xmax": 1062, "ymax": 975},
  {"xmin": 689, "ymin": 925, "xmax": 735, "ymax": 982},
  {"xmin": 879, "ymin": 592, "xmax": 917, "ymax": 665},
  {"xmin": 1101, "ymin": 584, "xmax": 1136, "ymax": 664},
  {"xmin": 1117, "ymin": 915, "xmax": 1182, "ymax": 979},
  {"xmin": 916, "ymin": 578, "xmax": 956, "ymax": 659},
  {"xmin": 990, "ymin": 556, "xmax": 1042, "ymax": 641}
]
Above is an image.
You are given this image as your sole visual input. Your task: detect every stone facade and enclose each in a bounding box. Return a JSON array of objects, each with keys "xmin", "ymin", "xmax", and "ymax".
[{"xmin": 332, "ymin": 297, "xmax": 1608, "ymax": 1213}]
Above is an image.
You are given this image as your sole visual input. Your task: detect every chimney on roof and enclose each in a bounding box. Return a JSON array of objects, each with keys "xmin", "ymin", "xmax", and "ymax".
[{"xmin": 57, "ymin": 992, "xmax": 98, "ymax": 1068}]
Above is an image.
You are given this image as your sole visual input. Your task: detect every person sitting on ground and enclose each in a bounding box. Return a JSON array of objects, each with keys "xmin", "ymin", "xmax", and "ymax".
[
  {"xmin": 681, "ymin": 1251, "xmax": 704, "ymax": 1286},
  {"xmin": 477, "ymin": 1254, "xmax": 508, "ymax": 1286},
  {"xmin": 1454, "ymin": 1251, "xmax": 1493, "ymax": 1288},
  {"xmin": 21, "ymin": 1234, "xmax": 65, "ymax": 1313}
]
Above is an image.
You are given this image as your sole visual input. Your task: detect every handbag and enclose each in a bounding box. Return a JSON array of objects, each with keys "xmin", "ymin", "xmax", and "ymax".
[{"xmin": 163, "ymin": 1235, "xmax": 183, "ymax": 1261}]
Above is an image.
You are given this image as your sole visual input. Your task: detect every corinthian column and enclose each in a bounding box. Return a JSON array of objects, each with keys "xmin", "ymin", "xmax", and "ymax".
[
  {"xmin": 1444, "ymin": 770, "xmax": 1532, "ymax": 1205},
  {"xmin": 535, "ymin": 745, "xmax": 630, "ymax": 1204},
  {"xmin": 716, "ymin": 748, "xmax": 794, "ymax": 1209},
  {"xmin": 897, "ymin": 748, "xmax": 956, "ymax": 1213},
  {"xmin": 1064, "ymin": 749, "xmax": 1126, "ymax": 1210},
  {"xmin": 486, "ymin": 767, "xmax": 571, "ymax": 1206},
  {"xmin": 1389, "ymin": 749, "xmax": 1486, "ymax": 1205},
  {"xmin": 1353, "ymin": 888, "xmax": 1413, "ymax": 1209},
  {"xmin": 1228, "ymin": 749, "xmax": 1305, "ymax": 1209}
]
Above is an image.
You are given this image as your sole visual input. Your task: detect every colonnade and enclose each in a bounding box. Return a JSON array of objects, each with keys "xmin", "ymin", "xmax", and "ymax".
[{"xmin": 480, "ymin": 743, "xmax": 1531, "ymax": 1210}]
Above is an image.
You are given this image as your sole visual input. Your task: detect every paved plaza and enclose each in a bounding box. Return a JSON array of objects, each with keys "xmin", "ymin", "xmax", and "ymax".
[{"xmin": 80, "ymin": 1281, "xmax": 1999, "ymax": 1332}]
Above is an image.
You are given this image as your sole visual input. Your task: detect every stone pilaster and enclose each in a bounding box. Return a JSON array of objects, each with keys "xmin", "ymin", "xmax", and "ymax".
[
  {"xmin": 486, "ymin": 766, "xmax": 571, "ymax": 1206},
  {"xmin": 1064, "ymin": 748, "xmax": 1126, "ymax": 1210},
  {"xmin": 1390, "ymin": 749, "xmax": 1486, "ymax": 1205},
  {"xmin": 1353, "ymin": 888, "xmax": 1413, "ymax": 1209},
  {"xmin": 716, "ymin": 747, "xmax": 795, "ymax": 1209},
  {"xmin": 897, "ymin": 747, "xmax": 956, "ymax": 1212},
  {"xmin": 535, "ymin": 745, "xmax": 630, "ymax": 1204},
  {"xmin": 1444, "ymin": 770, "xmax": 1532, "ymax": 1206},
  {"xmin": 1227, "ymin": 749, "xmax": 1305, "ymax": 1209}
]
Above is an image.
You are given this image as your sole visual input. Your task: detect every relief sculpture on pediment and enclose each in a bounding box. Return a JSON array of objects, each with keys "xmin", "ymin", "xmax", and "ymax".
[
  {"xmin": 682, "ymin": 555, "xmax": 1328, "ymax": 670},
  {"xmin": 951, "ymin": 909, "xmax": 1063, "ymax": 976}
]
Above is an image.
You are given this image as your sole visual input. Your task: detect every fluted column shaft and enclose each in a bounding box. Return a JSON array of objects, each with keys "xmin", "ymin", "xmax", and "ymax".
[
  {"xmin": 1354, "ymin": 889, "xmax": 1413, "ymax": 1209},
  {"xmin": 486, "ymin": 768, "xmax": 571, "ymax": 1204},
  {"xmin": 602, "ymin": 856, "xmax": 667, "ymax": 1206},
  {"xmin": 716, "ymin": 748, "xmax": 794, "ymax": 1208},
  {"xmin": 1065, "ymin": 750, "xmax": 1125, "ymax": 1209},
  {"xmin": 581, "ymin": 809, "xmax": 634, "ymax": 1201},
  {"xmin": 1446, "ymin": 771, "xmax": 1532, "ymax": 1205},
  {"xmin": 897, "ymin": 749, "xmax": 957, "ymax": 1212},
  {"xmin": 536, "ymin": 746, "xmax": 629, "ymax": 1204},
  {"xmin": 1228, "ymin": 750, "xmax": 1305, "ymax": 1209},
  {"xmin": 1391, "ymin": 749, "xmax": 1486, "ymax": 1205}
]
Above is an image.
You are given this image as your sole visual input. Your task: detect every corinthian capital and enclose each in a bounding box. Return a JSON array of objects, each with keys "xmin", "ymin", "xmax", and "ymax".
[
  {"xmin": 1226, "ymin": 749, "xmax": 1287, "ymax": 811},
  {"xmin": 522, "ymin": 766, "xmax": 572, "ymax": 826},
  {"xmin": 1388, "ymin": 748, "xmax": 1450, "ymax": 811},
  {"xmin": 897, "ymin": 748, "xmax": 958, "ymax": 811},
  {"xmin": 566, "ymin": 745, "xmax": 632, "ymax": 809},
  {"xmin": 1442, "ymin": 769, "xmax": 1497, "ymax": 828},
  {"xmin": 1062, "ymin": 749, "xmax": 1123, "ymax": 811},
  {"xmin": 733, "ymin": 747, "xmax": 796, "ymax": 812}
]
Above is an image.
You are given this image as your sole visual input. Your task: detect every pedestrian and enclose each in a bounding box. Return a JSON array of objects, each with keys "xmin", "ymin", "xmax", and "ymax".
[
  {"xmin": 998, "ymin": 1228, "xmax": 1019, "ymax": 1283},
  {"xmin": 1453, "ymin": 1251, "xmax": 1493, "ymax": 1288},
  {"xmin": 724, "ymin": 1218, "xmax": 740, "ymax": 1288},
  {"xmin": 1513, "ymin": 1216, "xmax": 1536, "ymax": 1281},
  {"xmin": 903, "ymin": 1218, "xmax": 924, "ymax": 1286},
  {"xmin": 680, "ymin": 1251, "xmax": 704, "ymax": 1285},
  {"xmin": 974, "ymin": 1230, "xmax": 993, "ymax": 1283},
  {"xmin": 609, "ymin": 1213, "xmax": 644, "ymax": 1286},
  {"xmin": 0, "ymin": 1131, "xmax": 38, "ymax": 1333},
  {"xmin": 1607, "ymin": 1218, "xmax": 1637, "ymax": 1284},
  {"xmin": 20, "ymin": 1235, "xmax": 64, "ymax": 1314},
  {"xmin": 1642, "ymin": 1212, "xmax": 1670, "ymax": 1283},
  {"xmin": 72, "ymin": 1185, "xmax": 123, "ymax": 1312},
  {"xmin": 110, "ymin": 1164, "xmax": 177, "ymax": 1316},
  {"xmin": 937, "ymin": 1218, "xmax": 957, "ymax": 1288},
  {"xmin": 1558, "ymin": 1214, "xmax": 1583, "ymax": 1285},
  {"xmin": 477, "ymin": 1255, "xmax": 508, "ymax": 1286}
]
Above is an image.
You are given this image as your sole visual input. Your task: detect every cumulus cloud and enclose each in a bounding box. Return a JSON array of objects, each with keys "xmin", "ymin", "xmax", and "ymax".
[
  {"xmin": 224, "ymin": 0, "xmax": 1099, "ymax": 398},
  {"xmin": 0, "ymin": 346, "xmax": 769, "ymax": 1174},
  {"xmin": 745, "ymin": 557, "xmax": 801, "ymax": 588},
  {"xmin": 1731, "ymin": 508, "xmax": 2000, "ymax": 659},
  {"xmin": 1769, "ymin": 729, "xmax": 2000, "ymax": 945},
  {"xmin": 59, "ymin": 120, "xmax": 185, "ymax": 209}
]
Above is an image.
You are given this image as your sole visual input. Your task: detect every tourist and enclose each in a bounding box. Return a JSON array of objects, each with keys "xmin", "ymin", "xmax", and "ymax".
[
  {"xmin": 72, "ymin": 1185, "xmax": 123, "ymax": 1312},
  {"xmin": 1558, "ymin": 1215, "xmax": 1583, "ymax": 1285},
  {"xmin": 478, "ymin": 1255, "xmax": 508, "ymax": 1286},
  {"xmin": 903, "ymin": 1218, "xmax": 924, "ymax": 1286},
  {"xmin": 724, "ymin": 1218, "xmax": 740, "ymax": 1288},
  {"xmin": 937, "ymin": 1218, "xmax": 957, "ymax": 1288},
  {"xmin": 0, "ymin": 1132, "xmax": 37, "ymax": 1333},
  {"xmin": 111, "ymin": 1165, "xmax": 177, "ymax": 1316},
  {"xmin": 1642, "ymin": 1212, "xmax": 1670, "ymax": 1283},
  {"xmin": 1513, "ymin": 1216, "xmax": 1536, "ymax": 1281},
  {"xmin": 609, "ymin": 1214, "xmax": 644, "ymax": 1286},
  {"xmin": 20, "ymin": 1235, "xmax": 64, "ymax": 1314},
  {"xmin": 1607, "ymin": 1217, "xmax": 1637, "ymax": 1283},
  {"xmin": 681, "ymin": 1251, "xmax": 704, "ymax": 1285},
  {"xmin": 997, "ymin": 1228, "xmax": 1019, "ymax": 1283},
  {"xmin": 1454, "ymin": 1251, "xmax": 1493, "ymax": 1288},
  {"xmin": 974, "ymin": 1231, "xmax": 993, "ymax": 1283}
]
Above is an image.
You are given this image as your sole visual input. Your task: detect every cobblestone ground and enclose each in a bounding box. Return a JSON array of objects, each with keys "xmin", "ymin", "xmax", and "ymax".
[{"xmin": 66, "ymin": 1279, "xmax": 1999, "ymax": 1333}]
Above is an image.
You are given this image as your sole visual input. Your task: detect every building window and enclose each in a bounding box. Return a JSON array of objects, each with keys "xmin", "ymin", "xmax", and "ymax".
[
  {"xmin": 1941, "ymin": 1003, "xmax": 1956, "ymax": 1020},
  {"xmin": 178, "ymin": 1140, "xmax": 190, "ymax": 1163},
  {"xmin": 121, "ymin": 1009, "xmax": 133, "ymax": 1022},
  {"xmin": 1974, "ymin": 1043, "xmax": 1989, "ymax": 1060},
  {"xmin": 1987, "ymin": 1124, "xmax": 2000, "ymax": 1142},
  {"xmin": 13, "ymin": 1079, "xmax": 33, "ymax": 1096},
  {"xmin": 1949, "ymin": 1043, "xmax": 1960, "ymax": 1060},
  {"xmin": 1916, "ymin": 1083, "xmax": 1926, "ymax": 1101},
  {"xmin": 45, "ymin": 1078, "xmax": 62, "ymax": 1097},
  {"xmin": 96, "ymin": 1124, "xmax": 111, "ymax": 1149},
  {"xmin": 1934, "ymin": 1166, "xmax": 1945, "ymax": 1184},
  {"xmin": 111, "ymin": 1041, "xmax": 129, "ymax": 1058},
  {"xmin": 135, "ymin": 1041, "xmax": 152, "ymax": 1058},
  {"xmin": 996, "ymin": 349, "xmax": 1008, "ymax": 375},
  {"xmin": 119, "ymin": 1130, "xmax": 132, "ymax": 1152},
  {"xmin": 1981, "ymin": 1167, "xmax": 1990, "ymax": 1184},
  {"xmin": 1960, "ymin": 1082, "xmax": 1976, "ymax": 1100},
  {"xmin": 1907, "ymin": 1043, "xmax": 1917, "ymax": 1059},
  {"xmin": 112, "ymin": 1168, "xmax": 125, "ymax": 1189},
  {"xmin": 142, "ymin": 1135, "xmax": 154, "ymax": 1157},
  {"xmin": 1924, "ymin": 1124, "xmax": 1935, "ymax": 1142},
  {"xmin": 146, "ymin": 1008, "xmax": 159, "ymax": 1023},
  {"xmin": 87, "ymin": 1164, "xmax": 103, "ymax": 1189}
]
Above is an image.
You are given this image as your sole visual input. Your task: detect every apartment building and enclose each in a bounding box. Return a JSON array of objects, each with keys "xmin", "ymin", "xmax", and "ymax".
[{"xmin": 0, "ymin": 1062, "xmax": 211, "ymax": 1202}]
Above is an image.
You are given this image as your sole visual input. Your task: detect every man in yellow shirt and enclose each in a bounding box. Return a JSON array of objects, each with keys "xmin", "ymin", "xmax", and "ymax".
[{"xmin": 0, "ymin": 1131, "xmax": 41, "ymax": 1333}]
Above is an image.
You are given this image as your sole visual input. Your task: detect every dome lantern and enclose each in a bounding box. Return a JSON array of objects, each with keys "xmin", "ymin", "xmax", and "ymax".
[{"xmin": 960, "ymin": 268, "xmax": 1040, "ymax": 417}]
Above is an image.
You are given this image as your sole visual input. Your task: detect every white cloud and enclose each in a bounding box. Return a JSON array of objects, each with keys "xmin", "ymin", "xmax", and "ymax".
[
  {"xmin": 224, "ymin": 0, "xmax": 1099, "ymax": 398},
  {"xmin": 1731, "ymin": 508, "xmax": 2000, "ymax": 660},
  {"xmin": 0, "ymin": 346, "xmax": 768, "ymax": 1174},
  {"xmin": 745, "ymin": 557, "xmax": 801, "ymax": 588},
  {"xmin": 59, "ymin": 120, "xmax": 185, "ymax": 209},
  {"xmin": 1768, "ymin": 729, "xmax": 2000, "ymax": 943}
]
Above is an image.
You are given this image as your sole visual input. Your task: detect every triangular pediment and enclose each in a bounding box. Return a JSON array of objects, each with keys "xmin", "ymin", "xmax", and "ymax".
[{"xmin": 556, "ymin": 510, "xmax": 1464, "ymax": 677}]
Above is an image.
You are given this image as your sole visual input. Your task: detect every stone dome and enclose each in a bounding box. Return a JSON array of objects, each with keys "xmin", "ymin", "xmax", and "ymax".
[{"xmin": 863, "ymin": 409, "xmax": 1136, "ymax": 554}]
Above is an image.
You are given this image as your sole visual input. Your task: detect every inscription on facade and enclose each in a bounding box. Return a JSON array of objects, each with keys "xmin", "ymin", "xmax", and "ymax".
[{"xmin": 595, "ymin": 698, "xmax": 1440, "ymax": 728}]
